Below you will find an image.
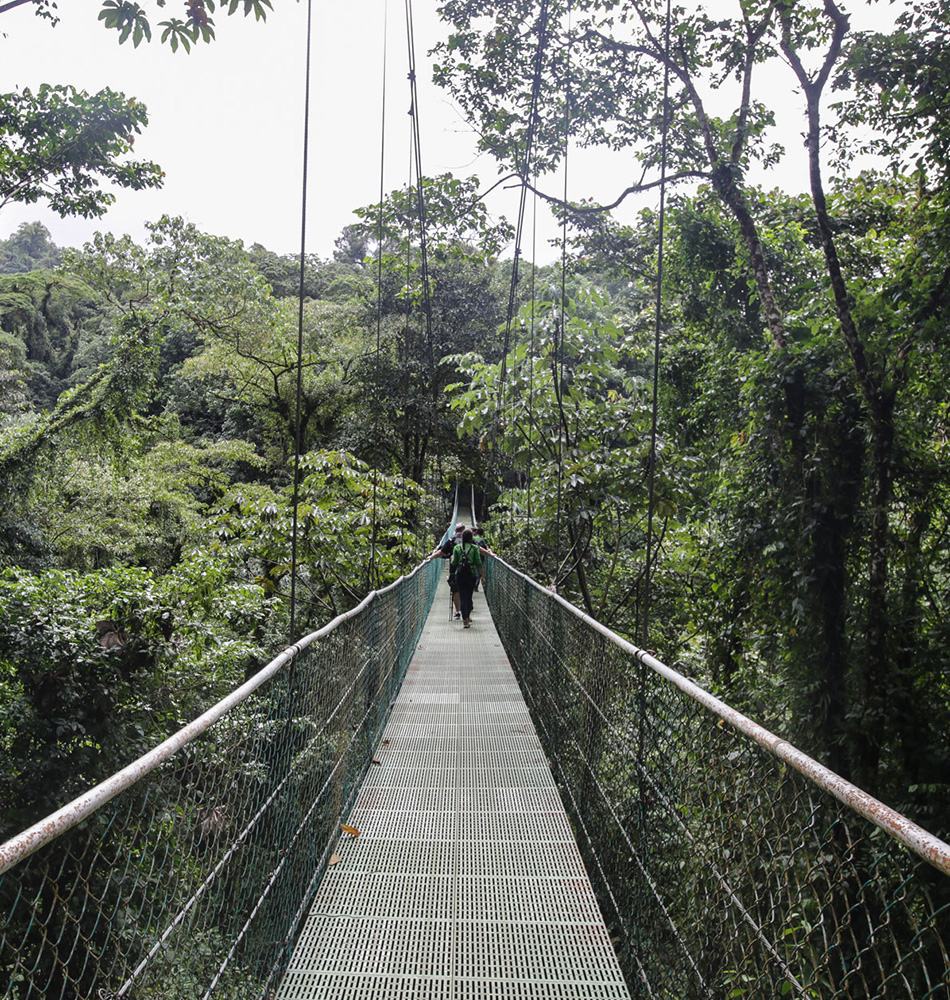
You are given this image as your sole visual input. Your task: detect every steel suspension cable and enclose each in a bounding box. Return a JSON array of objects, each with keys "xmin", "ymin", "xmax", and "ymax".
[
  {"xmin": 636, "ymin": 6, "xmax": 672, "ymax": 982},
  {"xmin": 404, "ymin": 121, "xmax": 416, "ymax": 478},
  {"xmin": 527, "ymin": 174, "xmax": 539, "ymax": 550},
  {"xmin": 369, "ymin": 1, "xmax": 390, "ymax": 590},
  {"xmin": 404, "ymin": 0, "xmax": 435, "ymax": 372},
  {"xmin": 553, "ymin": 7, "xmax": 573, "ymax": 589},
  {"xmin": 402, "ymin": 0, "xmax": 442, "ymax": 525},
  {"xmin": 643, "ymin": 0, "xmax": 672, "ymax": 649},
  {"xmin": 289, "ymin": 0, "xmax": 315, "ymax": 644},
  {"xmin": 496, "ymin": 0, "xmax": 550, "ymax": 418},
  {"xmin": 495, "ymin": 4, "xmax": 549, "ymax": 550}
]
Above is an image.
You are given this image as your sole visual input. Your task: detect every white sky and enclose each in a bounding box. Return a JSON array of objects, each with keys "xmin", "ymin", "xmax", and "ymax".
[{"xmin": 1, "ymin": 0, "xmax": 894, "ymax": 263}]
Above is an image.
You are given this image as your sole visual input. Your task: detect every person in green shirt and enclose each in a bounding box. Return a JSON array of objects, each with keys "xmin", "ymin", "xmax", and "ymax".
[{"xmin": 451, "ymin": 528, "xmax": 483, "ymax": 628}]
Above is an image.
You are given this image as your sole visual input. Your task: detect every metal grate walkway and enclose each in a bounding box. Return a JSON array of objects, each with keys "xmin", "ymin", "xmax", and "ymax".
[{"xmin": 275, "ymin": 567, "xmax": 632, "ymax": 999}]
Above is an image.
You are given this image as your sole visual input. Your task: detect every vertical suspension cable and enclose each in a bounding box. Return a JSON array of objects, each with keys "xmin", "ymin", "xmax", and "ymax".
[
  {"xmin": 403, "ymin": 0, "xmax": 439, "ymax": 518},
  {"xmin": 643, "ymin": 0, "xmax": 672, "ymax": 649},
  {"xmin": 494, "ymin": 3, "xmax": 549, "ymax": 551},
  {"xmin": 404, "ymin": 0, "xmax": 435, "ymax": 371},
  {"xmin": 369, "ymin": 1, "xmax": 390, "ymax": 591},
  {"xmin": 289, "ymin": 0, "xmax": 314, "ymax": 644},
  {"xmin": 553, "ymin": 7, "xmax": 572, "ymax": 589},
  {"xmin": 399, "ymin": 97, "xmax": 422, "ymax": 551},
  {"xmin": 404, "ymin": 132, "xmax": 414, "ymax": 478},
  {"xmin": 636, "ymin": 9, "xmax": 672, "ymax": 979},
  {"xmin": 527, "ymin": 178, "xmax": 539, "ymax": 551},
  {"xmin": 496, "ymin": 0, "xmax": 549, "ymax": 417}
]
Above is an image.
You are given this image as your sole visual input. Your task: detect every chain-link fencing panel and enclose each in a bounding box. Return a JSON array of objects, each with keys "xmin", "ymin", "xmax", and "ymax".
[
  {"xmin": 0, "ymin": 557, "xmax": 441, "ymax": 1000},
  {"xmin": 486, "ymin": 557, "xmax": 950, "ymax": 1000}
]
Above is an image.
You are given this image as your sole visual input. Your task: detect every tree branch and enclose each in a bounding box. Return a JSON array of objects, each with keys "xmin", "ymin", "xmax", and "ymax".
[
  {"xmin": 509, "ymin": 169, "xmax": 710, "ymax": 215},
  {"xmin": 731, "ymin": 10, "xmax": 775, "ymax": 165}
]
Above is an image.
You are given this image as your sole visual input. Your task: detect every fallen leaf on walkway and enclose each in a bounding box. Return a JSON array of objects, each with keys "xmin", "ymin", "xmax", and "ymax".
[
  {"xmin": 329, "ymin": 854, "xmax": 342, "ymax": 865},
  {"xmin": 372, "ymin": 758, "xmax": 382, "ymax": 765},
  {"xmin": 341, "ymin": 824, "xmax": 360, "ymax": 837}
]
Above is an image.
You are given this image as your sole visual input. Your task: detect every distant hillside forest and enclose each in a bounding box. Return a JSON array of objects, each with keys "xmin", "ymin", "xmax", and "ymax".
[{"xmin": 2, "ymin": 0, "xmax": 949, "ymax": 855}]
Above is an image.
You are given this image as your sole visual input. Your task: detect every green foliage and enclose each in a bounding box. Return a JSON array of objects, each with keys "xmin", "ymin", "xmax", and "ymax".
[
  {"xmin": 0, "ymin": 326, "xmax": 159, "ymax": 507},
  {"xmin": 448, "ymin": 284, "xmax": 684, "ymax": 625},
  {"xmin": 68, "ymin": 215, "xmax": 273, "ymax": 334},
  {"xmin": 249, "ymin": 243, "xmax": 368, "ymax": 301},
  {"xmin": 0, "ymin": 222, "xmax": 61, "ymax": 273},
  {"xmin": 0, "ymin": 218, "xmax": 285, "ymax": 565},
  {"xmin": 24, "ymin": 434, "xmax": 263, "ymax": 571},
  {"xmin": 651, "ymin": 172, "xmax": 950, "ymax": 811},
  {"xmin": 177, "ymin": 295, "xmax": 365, "ymax": 465},
  {"xmin": 0, "ymin": 85, "xmax": 164, "ymax": 218},
  {"xmin": 433, "ymin": 0, "xmax": 785, "ymax": 186},
  {"xmin": 0, "ymin": 269, "xmax": 99, "ymax": 409},
  {"xmin": 350, "ymin": 173, "xmax": 514, "ymax": 264},
  {"xmin": 9, "ymin": 0, "xmax": 274, "ymax": 50},
  {"xmin": 339, "ymin": 173, "xmax": 513, "ymax": 483},
  {"xmin": 433, "ymin": 0, "xmax": 950, "ymax": 806},
  {"xmin": 0, "ymin": 331, "xmax": 28, "ymax": 416},
  {"xmin": 0, "ymin": 557, "xmax": 279, "ymax": 833},
  {"xmin": 63, "ymin": 215, "xmax": 278, "ymax": 424},
  {"xmin": 835, "ymin": 0, "xmax": 950, "ymax": 179},
  {"xmin": 207, "ymin": 449, "xmax": 427, "ymax": 621}
]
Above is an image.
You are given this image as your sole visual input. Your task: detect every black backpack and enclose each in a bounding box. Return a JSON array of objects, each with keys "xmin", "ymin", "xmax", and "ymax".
[{"xmin": 452, "ymin": 542, "xmax": 479, "ymax": 581}]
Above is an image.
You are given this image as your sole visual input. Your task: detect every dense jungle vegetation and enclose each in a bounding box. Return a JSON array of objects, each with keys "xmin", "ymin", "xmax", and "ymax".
[{"xmin": 1, "ymin": 0, "xmax": 949, "ymax": 855}]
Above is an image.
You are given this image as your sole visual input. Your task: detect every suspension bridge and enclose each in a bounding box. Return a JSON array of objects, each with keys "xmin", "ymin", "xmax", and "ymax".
[{"xmin": 1, "ymin": 495, "xmax": 948, "ymax": 1000}]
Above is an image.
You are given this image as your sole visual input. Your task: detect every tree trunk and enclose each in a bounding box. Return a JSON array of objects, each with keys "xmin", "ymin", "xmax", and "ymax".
[
  {"xmin": 853, "ymin": 403, "xmax": 895, "ymax": 790},
  {"xmin": 711, "ymin": 164, "xmax": 787, "ymax": 349},
  {"xmin": 810, "ymin": 470, "xmax": 860, "ymax": 781},
  {"xmin": 796, "ymin": 71, "xmax": 894, "ymax": 789}
]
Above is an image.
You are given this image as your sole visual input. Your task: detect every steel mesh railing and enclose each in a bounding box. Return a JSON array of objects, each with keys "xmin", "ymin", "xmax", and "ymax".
[
  {"xmin": 0, "ymin": 555, "xmax": 442, "ymax": 1000},
  {"xmin": 486, "ymin": 556, "xmax": 950, "ymax": 1000}
]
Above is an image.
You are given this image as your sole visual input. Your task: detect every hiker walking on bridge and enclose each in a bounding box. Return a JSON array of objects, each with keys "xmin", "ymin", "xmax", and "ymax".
[
  {"xmin": 433, "ymin": 522, "xmax": 466, "ymax": 618},
  {"xmin": 451, "ymin": 528, "xmax": 483, "ymax": 628}
]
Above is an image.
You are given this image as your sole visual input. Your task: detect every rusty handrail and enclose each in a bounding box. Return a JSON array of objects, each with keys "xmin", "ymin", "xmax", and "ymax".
[{"xmin": 491, "ymin": 553, "xmax": 950, "ymax": 878}]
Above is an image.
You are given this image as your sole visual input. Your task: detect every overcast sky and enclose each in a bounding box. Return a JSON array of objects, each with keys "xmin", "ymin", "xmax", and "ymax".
[{"xmin": 1, "ymin": 0, "xmax": 893, "ymax": 263}]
